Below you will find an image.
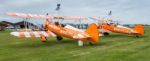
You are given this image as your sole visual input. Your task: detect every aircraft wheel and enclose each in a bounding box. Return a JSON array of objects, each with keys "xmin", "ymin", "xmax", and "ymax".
[
  {"xmin": 89, "ymin": 42, "xmax": 94, "ymax": 45},
  {"xmin": 40, "ymin": 37, "xmax": 47, "ymax": 42},
  {"xmin": 56, "ymin": 36, "xmax": 63, "ymax": 41},
  {"xmin": 136, "ymin": 36, "xmax": 139, "ymax": 38},
  {"xmin": 103, "ymin": 32, "xmax": 109, "ymax": 36}
]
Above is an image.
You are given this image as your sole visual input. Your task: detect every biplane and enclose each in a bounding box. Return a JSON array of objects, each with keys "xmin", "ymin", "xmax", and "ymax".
[
  {"xmin": 97, "ymin": 19, "xmax": 145, "ymax": 37},
  {"xmin": 7, "ymin": 12, "xmax": 99, "ymax": 46}
]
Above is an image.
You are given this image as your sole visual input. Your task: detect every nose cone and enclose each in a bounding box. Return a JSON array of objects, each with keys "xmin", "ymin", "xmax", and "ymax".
[{"xmin": 10, "ymin": 32, "xmax": 19, "ymax": 37}]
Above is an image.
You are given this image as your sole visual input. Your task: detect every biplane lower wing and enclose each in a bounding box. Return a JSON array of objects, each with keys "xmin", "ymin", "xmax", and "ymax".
[{"xmin": 10, "ymin": 31, "xmax": 56, "ymax": 38}]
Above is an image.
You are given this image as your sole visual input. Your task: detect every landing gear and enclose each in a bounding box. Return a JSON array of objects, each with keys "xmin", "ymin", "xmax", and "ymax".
[
  {"xmin": 40, "ymin": 36, "xmax": 47, "ymax": 42},
  {"xmin": 136, "ymin": 35, "xmax": 139, "ymax": 38},
  {"xmin": 89, "ymin": 42, "xmax": 94, "ymax": 45},
  {"xmin": 56, "ymin": 36, "xmax": 63, "ymax": 41},
  {"xmin": 103, "ymin": 32, "xmax": 109, "ymax": 36}
]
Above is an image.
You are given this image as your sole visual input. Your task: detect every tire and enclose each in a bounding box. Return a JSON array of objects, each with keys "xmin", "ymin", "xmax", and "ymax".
[
  {"xmin": 56, "ymin": 36, "xmax": 63, "ymax": 41},
  {"xmin": 89, "ymin": 42, "xmax": 94, "ymax": 45},
  {"xmin": 103, "ymin": 32, "xmax": 109, "ymax": 36},
  {"xmin": 136, "ymin": 36, "xmax": 139, "ymax": 38}
]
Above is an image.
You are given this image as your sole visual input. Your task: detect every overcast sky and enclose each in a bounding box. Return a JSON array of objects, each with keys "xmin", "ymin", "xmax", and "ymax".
[{"xmin": 0, "ymin": 0, "xmax": 150, "ymax": 24}]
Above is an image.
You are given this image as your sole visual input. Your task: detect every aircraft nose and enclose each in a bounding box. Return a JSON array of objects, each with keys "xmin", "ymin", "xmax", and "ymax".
[{"xmin": 10, "ymin": 32, "xmax": 19, "ymax": 37}]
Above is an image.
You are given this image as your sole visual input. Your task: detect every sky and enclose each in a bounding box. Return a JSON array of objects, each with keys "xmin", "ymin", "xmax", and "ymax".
[{"xmin": 0, "ymin": 0, "xmax": 150, "ymax": 24}]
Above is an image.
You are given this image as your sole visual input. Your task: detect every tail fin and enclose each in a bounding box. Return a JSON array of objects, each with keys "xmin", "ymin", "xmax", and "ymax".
[
  {"xmin": 134, "ymin": 24, "xmax": 144, "ymax": 35},
  {"xmin": 86, "ymin": 23, "xmax": 99, "ymax": 44}
]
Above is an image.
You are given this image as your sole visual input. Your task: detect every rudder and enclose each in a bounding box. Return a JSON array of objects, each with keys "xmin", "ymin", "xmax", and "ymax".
[
  {"xmin": 134, "ymin": 24, "xmax": 144, "ymax": 35},
  {"xmin": 86, "ymin": 23, "xmax": 99, "ymax": 44}
]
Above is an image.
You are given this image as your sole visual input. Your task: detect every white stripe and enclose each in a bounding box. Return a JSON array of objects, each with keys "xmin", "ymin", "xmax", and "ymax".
[
  {"xmin": 47, "ymin": 31, "xmax": 56, "ymax": 37},
  {"xmin": 78, "ymin": 34, "xmax": 85, "ymax": 38},
  {"xmin": 32, "ymin": 32, "xmax": 40, "ymax": 37},
  {"xmin": 41, "ymin": 31, "xmax": 49, "ymax": 37},
  {"xmin": 24, "ymin": 32, "xmax": 31, "ymax": 37},
  {"xmin": 49, "ymin": 32, "xmax": 56, "ymax": 37},
  {"xmin": 10, "ymin": 32, "xmax": 19, "ymax": 37}
]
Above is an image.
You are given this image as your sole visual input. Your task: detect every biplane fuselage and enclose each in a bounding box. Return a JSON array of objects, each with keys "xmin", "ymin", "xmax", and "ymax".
[
  {"xmin": 99, "ymin": 23, "xmax": 144, "ymax": 36},
  {"xmin": 45, "ymin": 23, "xmax": 91, "ymax": 42}
]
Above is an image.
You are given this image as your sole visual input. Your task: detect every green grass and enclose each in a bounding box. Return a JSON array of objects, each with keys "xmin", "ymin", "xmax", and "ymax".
[{"xmin": 0, "ymin": 27, "xmax": 150, "ymax": 61}]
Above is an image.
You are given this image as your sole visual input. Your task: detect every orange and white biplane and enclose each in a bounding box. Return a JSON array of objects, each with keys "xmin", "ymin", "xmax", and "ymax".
[
  {"xmin": 96, "ymin": 19, "xmax": 145, "ymax": 37},
  {"xmin": 7, "ymin": 12, "xmax": 99, "ymax": 46}
]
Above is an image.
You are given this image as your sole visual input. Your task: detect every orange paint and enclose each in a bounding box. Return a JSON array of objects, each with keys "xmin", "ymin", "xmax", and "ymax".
[
  {"xmin": 99, "ymin": 23, "xmax": 144, "ymax": 36},
  {"xmin": 19, "ymin": 32, "xmax": 25, "ymax": 38}
]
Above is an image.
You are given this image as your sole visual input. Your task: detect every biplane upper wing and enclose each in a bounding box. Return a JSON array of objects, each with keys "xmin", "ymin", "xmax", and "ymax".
[
  {"xmin": 7, "ymin": 12, "xmax": 89, "ymax": 20},
  {"xmin": 10, "ymin": 31, "xmax": 56, "ymax": 38},
  {"xmin": 7, "ymin": 12, "xmax": 51, "ymax": 19}
]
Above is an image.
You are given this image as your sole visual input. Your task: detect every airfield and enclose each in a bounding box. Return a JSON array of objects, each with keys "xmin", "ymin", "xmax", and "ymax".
[{"xmin": 0, "ymin": 26, "xmax": 149, "ymax": 61}]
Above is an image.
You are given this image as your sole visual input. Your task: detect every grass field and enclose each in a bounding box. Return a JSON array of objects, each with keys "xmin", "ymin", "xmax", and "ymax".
[{"xmin": 0, "ymin": 27, "xmax": 150, "ymax": 61}]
